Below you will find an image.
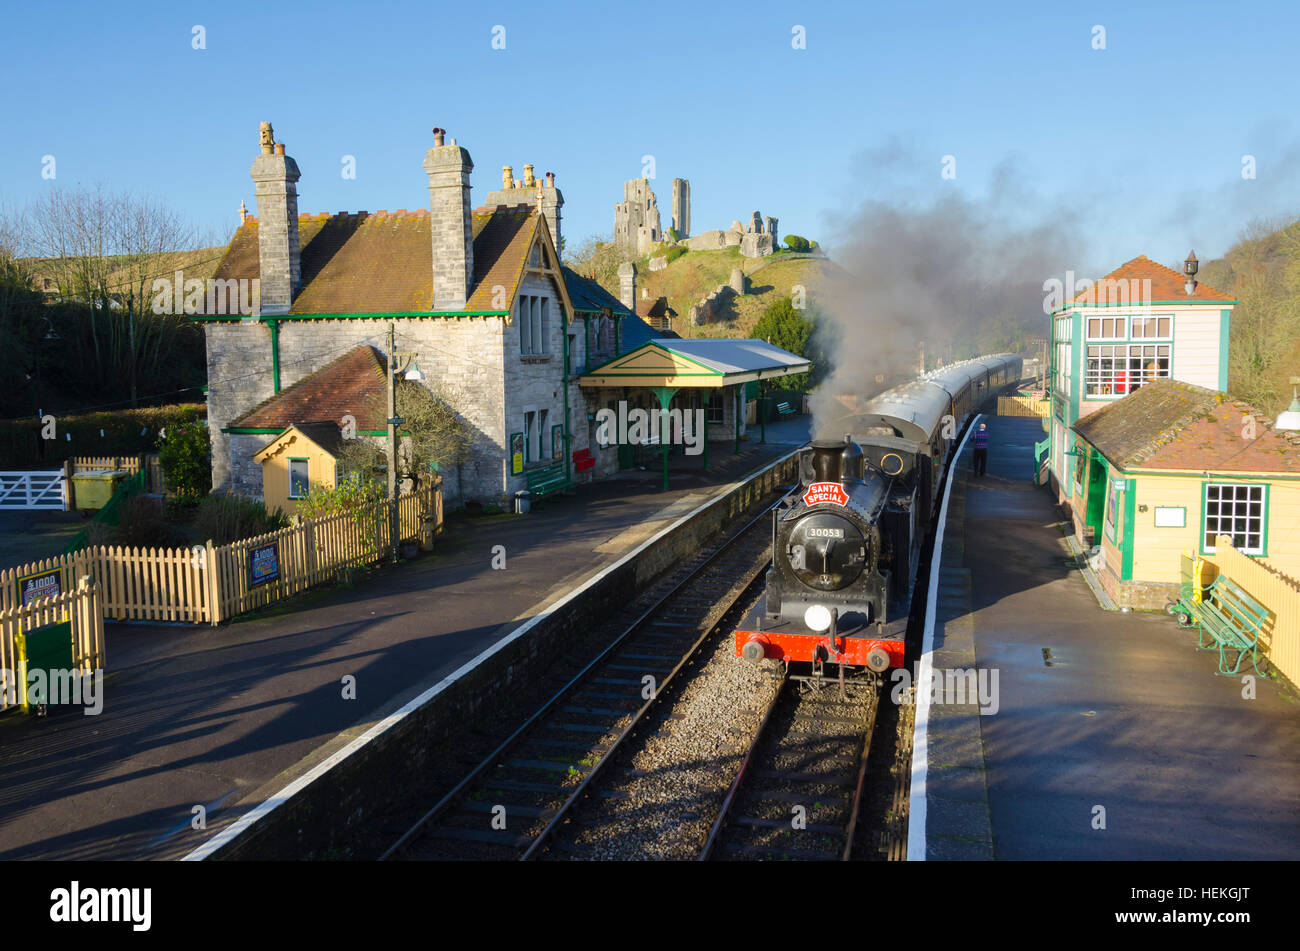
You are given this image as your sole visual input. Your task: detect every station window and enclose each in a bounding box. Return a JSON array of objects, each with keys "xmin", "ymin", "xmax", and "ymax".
[
  {"xmin": 1203, "ymin": 483, "xmax": 1265, "ymax": 555},
  {"xmin": 706, "ymin": 391, "xmax": 725, "ymax": 425},
  {"xmin": 519, "ymin": 296, "xmax": 549, "ymax": 356},
  {"xmin": 288, "ymin": 458, "xmax": 309, "ymax": 499},
  {"xmin": 1085, "ymin": 344, "xmax": 1170, "ymax": 397},
  {"xmin": 1086, "ymin": 316, "xmax": 1127, "ymax": 340}
]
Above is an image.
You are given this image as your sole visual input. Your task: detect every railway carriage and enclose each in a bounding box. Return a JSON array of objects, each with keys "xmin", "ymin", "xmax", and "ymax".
[{"xmin": 734, "ymin": 353, "xmax": 1022, "ymax": 680}]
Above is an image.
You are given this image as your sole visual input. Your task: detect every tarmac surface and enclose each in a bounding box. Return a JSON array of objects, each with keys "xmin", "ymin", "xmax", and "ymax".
[
  {"xmin": 922, "ymin": 414, "xmax": 1300, "ymax": 860},
  {"xmin": 0, "ymin": 424, "xmax": 810, "ymax": 860}
]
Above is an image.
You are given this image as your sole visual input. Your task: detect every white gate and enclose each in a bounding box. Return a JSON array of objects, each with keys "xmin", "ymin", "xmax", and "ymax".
[{"xmin": 0, "ymin": 470, "xmax": 66, "ymax": 510}]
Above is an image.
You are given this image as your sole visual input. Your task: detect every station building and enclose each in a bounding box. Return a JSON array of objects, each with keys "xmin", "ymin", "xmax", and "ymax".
[
  {"xmin": 1066, "ymin": 380, "xmax": 1300, "ymax": 608},
  {"xmin": 1045, "ymin": 253, "xmax": 1236, "ymax": 542},
  {"xmin": 194, "ymin": 125, "xmax": 808, "ymax": 507}
]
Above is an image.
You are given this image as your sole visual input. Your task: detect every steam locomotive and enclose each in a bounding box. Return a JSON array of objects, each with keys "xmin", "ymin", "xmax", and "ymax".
[{"xmin": 734, "ymin": 353, "xmax": 1023, "ymax": 680}]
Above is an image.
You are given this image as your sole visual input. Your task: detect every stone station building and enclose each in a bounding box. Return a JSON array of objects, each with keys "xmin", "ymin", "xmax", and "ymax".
[{"xmin": 196, "ymin": 124, "xmax": 807, "ymax": 507}]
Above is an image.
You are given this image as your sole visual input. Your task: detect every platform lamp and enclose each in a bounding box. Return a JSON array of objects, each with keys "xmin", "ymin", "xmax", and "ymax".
[
  {"xmin": 1276, "ymin": 377, "xmax": 1300, "ymax": 431},
  {"xmin": 1183, "ymin": 250, "xmax": 1199, "ymax": 294}
]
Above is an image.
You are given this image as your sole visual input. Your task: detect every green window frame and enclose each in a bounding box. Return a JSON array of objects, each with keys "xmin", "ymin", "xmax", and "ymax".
[
  {"xmin": 288, "ymin": 457, "xmax": 309, "ymax": 499},
  {"xmin": 1201, "ymin": 481, "xmax": 1268, "ymax": 556},
  {"xmin": 1104, "ymin": 474, "xmax": 1120, "ymax": 542}
]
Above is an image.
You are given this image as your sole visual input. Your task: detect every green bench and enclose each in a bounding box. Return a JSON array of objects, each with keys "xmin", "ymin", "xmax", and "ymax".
[
  {"xmin": 775, "ymin": 400, "xmax": 796, "ymax": 418},
  {"xmin": 1178, "ymin": 574, "xmax": 1270, "ymax": 676},
  {"xmin": 525, "ymin": 462, "xmax": 573, "ymax": 501}
]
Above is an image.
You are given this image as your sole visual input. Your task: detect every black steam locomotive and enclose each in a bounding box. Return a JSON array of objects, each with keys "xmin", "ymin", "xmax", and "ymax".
[{"xmin": 734, "ymin": 353, "xmax": 1023, "ymax": 678}]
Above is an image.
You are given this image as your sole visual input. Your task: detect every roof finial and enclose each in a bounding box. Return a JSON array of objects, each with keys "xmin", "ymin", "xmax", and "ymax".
[{"xmin": 239, "ymin": 199, "xmax": 248, "ymax": 224}]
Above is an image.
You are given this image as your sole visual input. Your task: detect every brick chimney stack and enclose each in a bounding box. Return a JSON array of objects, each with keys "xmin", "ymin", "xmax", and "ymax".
[
  {"xmin": 250, "ymin": 121, "xmax": 301, "ymax": 315},
  {"xmin": 423, "ymin": 127, "xmax": 475, "ymax": 311},
  {"xmin": 540, "ymin": 172, "xmax": 563, "ymax": 258}
]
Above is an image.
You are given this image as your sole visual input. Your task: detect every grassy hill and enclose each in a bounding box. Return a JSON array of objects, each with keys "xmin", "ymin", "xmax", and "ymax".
[
  {"xmin": 575, "ymin": 239, "xmax": 841, "ymax": 339},
  {"xmin": 641, "ymin": 248, "xmax": 841, "ymax": 338},
  {"xmin": 1199, "ymin": 219, "xmax": 1300, "ymax": 416}
]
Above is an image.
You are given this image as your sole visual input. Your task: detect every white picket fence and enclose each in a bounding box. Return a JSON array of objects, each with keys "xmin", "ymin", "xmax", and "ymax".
[{"xmin": 0, "ymin": 470, "xmax": 66, "ymax": 510}]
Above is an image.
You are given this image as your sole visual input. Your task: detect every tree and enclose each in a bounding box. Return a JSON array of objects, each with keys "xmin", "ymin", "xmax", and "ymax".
[
  {"xmin": 754, "ymin": 298, "xmax": 815, "ymax": 390},
  {"xmin": 157, "ymin": 408, "xmax": 211, "ymax": 497},
  {"xmin": 0, "ymin": 217, "xmax": 47, "ymax": 416},
  {"xmin": 784, "ymin": 235, "xmax": 813, "ymax": 253},
  {"xmin": 336, "ymin": 379, "xmax": 473, "ymax": 487},
  {"xmin": 566, "ymin": 233, "xmax": 636, "ymax": 297},
  {"xmin": 24, "ymin": 185, "xmax": 205, "ymax": 407}
]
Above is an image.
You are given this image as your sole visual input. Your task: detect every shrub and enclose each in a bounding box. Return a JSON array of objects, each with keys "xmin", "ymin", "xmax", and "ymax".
[
  {"xmin": 784, "ymin": 235, "xmax": 813, "ymax": 253},
  {"xmin": 157, "ymin": 409, "xmax": 211, "ymax": 497},
  {"xmin": 196, "ymin": 493, "xmax": 289, "ymax": 545},
  {"xmin": 664, "ymin": 245, "xmax": 687, "ymax": 265},
  {"xmin": 87, "ymin": 494, "xmax": 187, "ymax": 549},
  {"xmin": 295, "ymin": 476, "xmax": 386, "ymax": 522}
]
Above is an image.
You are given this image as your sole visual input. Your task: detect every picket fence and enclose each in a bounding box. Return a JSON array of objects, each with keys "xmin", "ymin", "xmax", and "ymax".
[
  {"xmin": 997, "ymin": 395, "xmax": 1050, "ymax": 418},
  {"xmin": 0, "ymin": 482, "xmax": 441, "ymax": 629},
  {"xmin": 1205, "ymin": 536, "xmax": 1300, "ymax": 689},
  {"xmin": 0, "ymin": 580, "xmax": 105, "ymax": 713}
]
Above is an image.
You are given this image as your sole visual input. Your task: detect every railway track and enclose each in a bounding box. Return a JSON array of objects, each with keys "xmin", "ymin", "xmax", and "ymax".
[
  {"xmin": 700, "ymin": 675, "xmax": 879, "ymax": 861},
  {"xmin": 380, "ymin": 495, "xmax": 785, "ymax": 861}
]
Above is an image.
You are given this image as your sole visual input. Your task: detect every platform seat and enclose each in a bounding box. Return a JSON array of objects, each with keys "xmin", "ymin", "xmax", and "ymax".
[
  {"xmin": 525, "ymin": 462, "xmax": 573, "ymax": 501},
  {"xmin": 1190, "ymin": 574, "xmax": 1269, "ymax": 676},
  {"xmin": 775, "ymin": 400, "xmax": 796, "ymax": 418}
]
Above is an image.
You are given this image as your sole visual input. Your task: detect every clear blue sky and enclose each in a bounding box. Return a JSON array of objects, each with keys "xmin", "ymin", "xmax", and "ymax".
[{"xmin": 2, "ymin": 0, "xmax": 1296, "ymax": 275}]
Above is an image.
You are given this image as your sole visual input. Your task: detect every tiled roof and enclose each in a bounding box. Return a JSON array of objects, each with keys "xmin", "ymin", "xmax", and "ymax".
[
  {"xmin": 1070, "ymin": 255, "xmax": 1234, "ymax": 305},
  {"xmin": 561, "ymin": 266, "xmax": 632, "ymax": 316},
  {"xmin": 204, "ymin": 206, "xmax": 550, "ymax": 316},
  {"xmin": 1072, "ymin": 380, "xmax": 1300, "ymax": 472},
  {"xmin": 230, "ymin": 345, "xmax": 387, "ymax": 430}
]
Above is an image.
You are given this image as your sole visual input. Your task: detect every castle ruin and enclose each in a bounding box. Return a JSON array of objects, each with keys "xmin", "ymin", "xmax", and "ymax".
[{"xmin": 613, "ymin": 179, "xmax": 662, "ymax": 256}]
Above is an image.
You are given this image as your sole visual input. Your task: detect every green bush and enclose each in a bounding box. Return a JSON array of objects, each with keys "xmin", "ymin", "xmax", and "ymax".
[
  {"xmin": 784, "ymin": 235, "xmax": 813, "ymax": 253},
  {"xmin": 157, "ymin": 409, "xmax": 211, "ymax": 498},
  {"xmin": 664, "ymin": 245, "xmax": 687, "ymax": 264},
  {"xmin": 0, "ymin": 403, "xmax": 207, "ymax": 470},
  {"xmin": 196, "ymin": 494, "xmax": 289, "ymax": 545},
  {"xmin": 295, "ymin": 476, "xmax": 386, "ymax": 522}
]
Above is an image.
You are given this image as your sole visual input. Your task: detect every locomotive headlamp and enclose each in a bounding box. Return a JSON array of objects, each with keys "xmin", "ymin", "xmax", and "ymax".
[{"xmin": 804, "ymin": 604, "xmax": 833, "ymax": 632}]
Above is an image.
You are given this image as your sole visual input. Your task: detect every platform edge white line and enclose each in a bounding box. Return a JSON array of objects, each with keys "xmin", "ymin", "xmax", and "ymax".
[
  {"xmin": 907, "ymin": 414, "xmax": 981, "ymax": 862},
  {"xmin": 181, "ymin": 448, "xmax": 801, "ymax": 861}
]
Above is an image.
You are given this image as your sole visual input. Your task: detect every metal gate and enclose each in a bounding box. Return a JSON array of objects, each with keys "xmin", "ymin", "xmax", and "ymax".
[{"xmin": 0, "ymin": 470, "xmax": 66, "ymax": 510}]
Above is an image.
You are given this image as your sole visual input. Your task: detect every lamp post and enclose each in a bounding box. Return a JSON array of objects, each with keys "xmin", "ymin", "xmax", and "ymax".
[{"xmin": 386, "ymin": 322, "xmax": 418, "ymax": 562}]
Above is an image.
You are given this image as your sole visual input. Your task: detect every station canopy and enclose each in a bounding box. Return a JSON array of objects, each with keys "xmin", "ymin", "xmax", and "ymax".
[{"xmin": 579, "ymin": 338, "xmax": 810, "ymax": 389}]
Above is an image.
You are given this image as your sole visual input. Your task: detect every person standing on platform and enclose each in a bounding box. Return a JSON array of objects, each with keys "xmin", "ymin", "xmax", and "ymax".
[{"xmin": 973, "ymin": 423, "xmax": 989, "ymax": 478}]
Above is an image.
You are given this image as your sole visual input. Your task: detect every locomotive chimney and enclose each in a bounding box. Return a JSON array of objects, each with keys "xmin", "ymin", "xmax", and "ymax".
[{"xmin": 811, "ymin": 439, "xmax": 846, "ymax": 483}]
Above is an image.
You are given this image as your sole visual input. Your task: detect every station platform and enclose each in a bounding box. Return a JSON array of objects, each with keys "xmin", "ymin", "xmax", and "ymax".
[
  {"xmin": 918, "ymin": 415, "xmax": 1300, "ymax": 859},
  {"xmin": 0, "ymin": 438, "xmax": 801, "ymax": 860}
]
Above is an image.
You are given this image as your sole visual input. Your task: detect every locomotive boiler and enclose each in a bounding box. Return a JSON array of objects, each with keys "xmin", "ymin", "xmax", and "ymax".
[{"xmin": 734, "ymin": 353, "xmax": 1022, "ymax": 680}]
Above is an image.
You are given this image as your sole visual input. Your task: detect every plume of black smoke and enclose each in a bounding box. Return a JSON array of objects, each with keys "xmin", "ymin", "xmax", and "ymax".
[{"xmin": 808, "ymin": 156, "xmax": 1083, "ymax": 438}]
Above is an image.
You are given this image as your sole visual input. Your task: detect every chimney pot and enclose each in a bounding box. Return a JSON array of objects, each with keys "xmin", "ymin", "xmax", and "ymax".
[
  {"xmin": 502, "ymin": 165, "xmax": 514, "ymax": 189},
  {"xmin": 274, "ymin": 143, "xmax": 285, "ymax": 155},
  {"xmin": 432, "ymin": 127, "xmax": 445, "ymax": 146},
  {"xmin": 523, "ymin": 164, "xmax": 535, "ymax": 187}
]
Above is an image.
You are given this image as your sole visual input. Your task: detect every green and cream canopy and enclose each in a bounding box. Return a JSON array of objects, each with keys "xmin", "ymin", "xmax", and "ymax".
[{"xmin": 579, "ymin": 338, "xmax": 810, "ymax": 389}]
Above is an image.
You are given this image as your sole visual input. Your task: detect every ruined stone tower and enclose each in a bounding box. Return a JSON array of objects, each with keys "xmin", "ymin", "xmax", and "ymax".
[
  {"xmin": 671, "ymin": 178, "xmax": 690, "ymax": 239},
  {"xmin": 614, "ymin": 179, "xmax": 661, "ymax": 256}
]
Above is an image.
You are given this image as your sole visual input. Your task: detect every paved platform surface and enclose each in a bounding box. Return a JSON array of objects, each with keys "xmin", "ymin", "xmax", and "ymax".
[
  {"xmin": 0, "ymin": 439, "xmax": 803, "ymax": 860},
  {"xmin": 923, "ymin": 415, "xmax": 1300, "ymax": 859}
]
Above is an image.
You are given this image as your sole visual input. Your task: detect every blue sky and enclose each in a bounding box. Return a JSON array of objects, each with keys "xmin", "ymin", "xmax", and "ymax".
[{"xmin": 2, "ymin": 0, "xmax": 1297, "ymax": 275}]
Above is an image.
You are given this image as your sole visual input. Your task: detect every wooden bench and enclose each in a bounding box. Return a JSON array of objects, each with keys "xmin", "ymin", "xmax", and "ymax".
[
  {"xmin": 525, "ymin": 462, "xmax": 573, "ymax": 501},
  {"xmin": 775, "ymin": 400, "xmax": 796, "ymax": 418},
  {"xmin": 1189, "ymin": 574, "xmax": 1269, "ymax": 676}
]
